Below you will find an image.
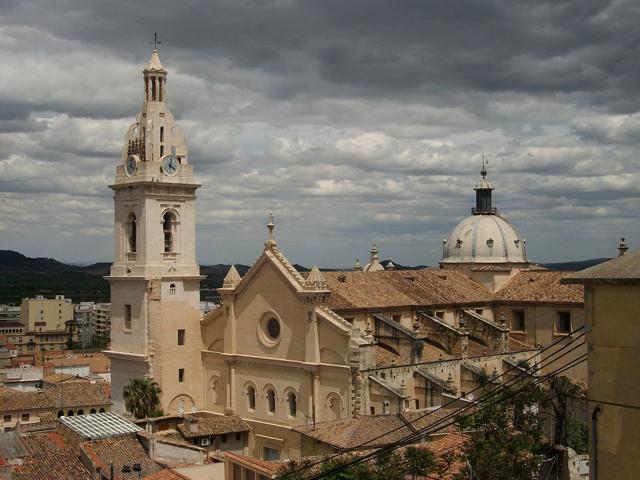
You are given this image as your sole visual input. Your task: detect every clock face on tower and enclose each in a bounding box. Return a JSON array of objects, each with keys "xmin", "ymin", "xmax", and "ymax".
[
  {"xmin": 161, "ymin": 154, "xmax": 180, "ymax": 176},
  {"xmin": 125, "ymin": 155, "xmax": 139, "ymax": 176}
]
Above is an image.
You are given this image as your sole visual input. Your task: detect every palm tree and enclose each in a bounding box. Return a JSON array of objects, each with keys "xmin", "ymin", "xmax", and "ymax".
[{"xmin": 122, "ymin": 378, "xmax": 163, "ymax": 419}]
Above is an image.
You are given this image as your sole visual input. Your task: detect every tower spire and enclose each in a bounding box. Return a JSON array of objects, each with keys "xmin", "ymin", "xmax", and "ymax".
[{"xmin": 143, "ymin": 36, "xmax": 167, "ymax": 103}]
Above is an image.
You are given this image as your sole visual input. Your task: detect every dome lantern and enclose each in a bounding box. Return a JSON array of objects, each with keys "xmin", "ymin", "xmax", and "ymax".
[{"xmin": 472, "ymin": 157, "xmax": 496, "ymax": 215}]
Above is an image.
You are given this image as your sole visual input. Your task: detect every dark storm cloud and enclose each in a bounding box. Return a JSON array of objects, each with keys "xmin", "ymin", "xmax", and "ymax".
[{"xmin": 1, "ymin": 0, "xmax": 640, "ymax": 264}]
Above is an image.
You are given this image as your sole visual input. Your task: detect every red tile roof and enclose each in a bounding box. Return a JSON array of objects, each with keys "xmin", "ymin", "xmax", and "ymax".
[
  {"xmin": 10, "ymin": 432, "xmax": 92, "ymax": 480},
  {"xmin": 177, "ymin": 412, "xmax": 250, "ymax": 438},
  {"xmin": 80, "ymin": 435, "xmax": 162, "ymax": 478},
  {"xmin": 496, "ymin": 271, "xmax": 584, "ymax": 304},
  {"xmin": 324, "ymin": 269, "xmax": 494, "ymax": 310}
]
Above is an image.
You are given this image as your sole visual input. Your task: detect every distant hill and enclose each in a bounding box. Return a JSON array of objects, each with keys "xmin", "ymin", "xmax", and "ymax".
[
  {"xmin": 541, "ymin": 258, "xmax": 610, "ymax": 271},
  {"xmin": 0, "ymin": 251, "xmax": 311, "ymax": 304}
]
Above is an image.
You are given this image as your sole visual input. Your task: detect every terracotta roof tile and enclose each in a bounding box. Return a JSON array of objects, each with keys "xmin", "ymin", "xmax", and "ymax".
[
  {"xmin": 80, "ymin": 435, "xmax": 162, "ymax": 478},
  {"xmin": 11, "ymin": 432, "xmax": 92, "ymax": 480},
  {"xmin": 496, "ymin": 271, "xmax": 583, "ymax": 304},
  {"xmin": 294, "ymin": 410, "xmax": 456, "ymax": 450},
  {"xmin": 323, "ymin": 269, "xmax": 494, "ymax": 310},
  {"xmin": 177, "ymin": 412, "xmax": 250, "ymax": 438}
]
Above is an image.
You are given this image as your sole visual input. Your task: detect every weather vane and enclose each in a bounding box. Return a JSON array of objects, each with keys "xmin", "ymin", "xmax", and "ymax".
[{"xmin": 150, "ymin": 32, "xmax": 162, "ymax": 50}]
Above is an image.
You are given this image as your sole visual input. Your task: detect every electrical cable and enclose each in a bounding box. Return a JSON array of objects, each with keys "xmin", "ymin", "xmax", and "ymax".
[
  {"xmin": 279, "ymin": 330, "xmax": 584, "ymax": 479},
  {"xmin": 307, "ymin": 353, "xmax": 587, "ymax": 480},
  {"xmin": 278, "ymin": 328, "xmax": 585, "ymax": 479}
]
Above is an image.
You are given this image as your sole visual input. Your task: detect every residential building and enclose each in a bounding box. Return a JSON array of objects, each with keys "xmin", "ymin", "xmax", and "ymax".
[
  {"xmin": 21, "ymin": 295, "xmax": 73, "ymax": 332},
  {"xmin": 0, "ymin": 381, "xmax": 111, "ymax": 430},
  {"xmin": 564, "ymin": 246, "xmax": 640, "ymax": 479},
  {"xmin": 72, "ymin": 302, "xmax": 95, "ymax": 348},
  {"xmin": 90, "ymin": 303, "xmax": 111, "ymax": 343},
  {"xmin": 0, "ymin": 304, "xmax": 20, "ymax": 323}
]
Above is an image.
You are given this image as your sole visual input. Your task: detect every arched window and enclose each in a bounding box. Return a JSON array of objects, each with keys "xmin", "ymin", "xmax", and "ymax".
[
  {"xmin": 57, "ymin": 411, "xmax": 63, "ymax": 418},
  {"xmin": 160, "ymin": 126, "xmax": 164, "ymax": 142},
  {"xmin": 209, "ymin": 376, "xmax": 224, "ymax": 407},
  {"xmin": 247, "ymin": 385, "xmax": 256, "ymax": 411},
  {"xmin": 127, "ymin": 213, "xmax": 137, "ymax": 253},
  {"xmin": 99, "ymin": 408, "xmax": 106, "ymax": 413},
  {"xmin": 67, "ymin": 410, "xmax": 74, "ymax": 417},
  {"xmin": 162, "ymin": 211, "xmax": 177, "ymax": 253},
  {"xmin": 90, "ymin": 409, "xmax": 96, "ymax": 414},
  {"xmin": 287, "ymin": 391, "xmax": 297, "ymax": 418},
  {"xmin": 169, "ymin": 283, "xmax": 176, "ymax": 295},
  {"xmin": 266, "ymin": 388, "xmax": 276, "ymax": 414},
  {"xmin": 77, "ymin": 409, "xmax": 84, "ymax": 416}
]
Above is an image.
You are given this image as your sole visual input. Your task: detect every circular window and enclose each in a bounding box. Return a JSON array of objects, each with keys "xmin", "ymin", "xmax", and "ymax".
[
  {"xmin": 266, "ymin": 318, "xmax": 280, "ymax": 339},
  {"xmin": 258, "ymin": 313, "xmax": 282, "ymax": 347}
]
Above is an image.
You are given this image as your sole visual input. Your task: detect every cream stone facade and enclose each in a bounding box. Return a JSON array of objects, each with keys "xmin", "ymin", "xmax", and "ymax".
[
  {"xmin": 106, "ymin": 51, "xmax": 587, "ymax": 462},
  {"xmin": 201, "ymin": 222, "xmax": 356, "ymax": 459},
  {"xmin": 106, "ymin": 49, "xmax": 204, "ymax": 414}
]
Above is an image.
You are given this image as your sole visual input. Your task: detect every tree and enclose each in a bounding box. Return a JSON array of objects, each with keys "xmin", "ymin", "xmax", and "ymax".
[
  {"xmin": 548, "ymin": 376, "xmax": 585, "ymax": 448},
  {"xmin": 122, "ymin": 378, "xmax": 164, "ymax": 419},
  {"xmin": 455, "ymin": 379, "xmax": 549, "ymax": 480},
  {"xmin": 404, "ymin": 446, "xmax": 437, "ymax": 479}
]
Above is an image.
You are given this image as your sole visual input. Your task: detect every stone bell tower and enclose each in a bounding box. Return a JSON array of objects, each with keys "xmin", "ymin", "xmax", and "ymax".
[{"xmin": 105, "ymin": 47, "xmax": 204, "ymax": 415}]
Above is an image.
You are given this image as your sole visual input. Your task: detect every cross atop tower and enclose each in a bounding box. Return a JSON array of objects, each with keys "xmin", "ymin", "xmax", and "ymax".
[{"xmin": 150, "ymin": 32, "xmax": 162, "ymax": 50}]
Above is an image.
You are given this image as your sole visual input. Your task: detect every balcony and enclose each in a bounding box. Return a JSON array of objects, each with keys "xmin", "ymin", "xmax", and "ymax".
[
  {"xmin": 126, "ymin": 252, "xmax": 137, "ymax": 262},
  {"xmin": 163, "ymin": 252, "xmax": 178, "ymax": 261}
]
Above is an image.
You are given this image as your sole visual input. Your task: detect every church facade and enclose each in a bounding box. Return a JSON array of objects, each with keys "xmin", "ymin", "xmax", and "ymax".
[{"xmin": 108, "ymin": 50, "xmax": 585, "ymax": 460}]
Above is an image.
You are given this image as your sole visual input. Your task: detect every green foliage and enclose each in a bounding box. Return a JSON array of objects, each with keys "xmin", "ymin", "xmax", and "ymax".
[
  {"xmin": 122, "ymin": 378, "xmax": 163, "ymax": 419},
  {"xmin": 404, "ymin": 446, "xmax": 437, "ymax": 479},
  {"xmin": 86, "ymin": 334, "xmax": 109, "ymax": 350},
  {"xmin": 566, "ymin": 414, "xmax": 588, "ymax": 454},
  {"xmin": 548, "ymin": 376, "xmax": 585, "ymax": 448},
  {"xmin": 455, "ymin": 379, "xmax": 549, "ymax": 480}
]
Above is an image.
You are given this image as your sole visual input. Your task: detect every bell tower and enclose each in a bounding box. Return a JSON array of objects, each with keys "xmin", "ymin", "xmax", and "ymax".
[{"xmin": 106, "ymin": 46, "xmax": 204, "ymax": 415}]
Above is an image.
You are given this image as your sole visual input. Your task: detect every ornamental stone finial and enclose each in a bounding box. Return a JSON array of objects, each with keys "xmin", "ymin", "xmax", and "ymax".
[{"xmin": 265, "ymin": 212, "xmax": 277, "ymax": 249}]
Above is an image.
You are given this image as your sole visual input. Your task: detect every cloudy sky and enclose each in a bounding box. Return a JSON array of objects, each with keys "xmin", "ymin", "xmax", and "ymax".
[{"xmin": 1, "ymin": 0, "xmax": 639, "ymax": 267}]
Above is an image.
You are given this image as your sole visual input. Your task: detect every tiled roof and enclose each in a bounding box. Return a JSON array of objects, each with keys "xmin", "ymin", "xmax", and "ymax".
[
  {"xmin": 177, "ymin": 412, "xmax": 250, "ymax": 438},
  {"xmin": 294, "ymin": 410, "xmax": 455, "ymax": 450},
  {"xmin": 0, "ymin": 382, "xmax": 111, "ymax": 412},
  {"xmin": 564, "ymin": 249, "xmax": 640, "ymax": 284},
  {"xmin": 144, "ymin": 469, "xmax": 189, "ymax": 480},
  {"xmin": 11, "ymin": 432, "xmax": 92, "ymax": 480},
  {"xmin": 48, "ymin": 353, "xmax": 110, "ymax": 373},
  {"xmin": 323, "ymin": 269, "xmax": 494, "ymax": 310},
  {"xmin": 225, "ymin": 451, "xmax": 279, "ymax": 475},
  {"xmin": 496, "ymin": 271, "xmax": 583, "ymax": 304},
  {"xmin": 80, "ymin": 435, "xmax": 162, "ymax": 478}
]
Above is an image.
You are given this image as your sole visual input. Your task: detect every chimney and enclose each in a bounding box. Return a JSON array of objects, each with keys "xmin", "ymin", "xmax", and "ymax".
[{"xmin": 184, "ymin": 415, "xmax": 198, "ymax": 434}]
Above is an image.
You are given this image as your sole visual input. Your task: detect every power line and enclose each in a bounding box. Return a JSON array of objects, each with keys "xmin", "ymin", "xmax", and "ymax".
[
  {"xmin": 307, "ymin": 353, "xmax": 588, "ymax": 480},
  {"xmin": 279, "ymin": 329, "xmax": 584, "ymax": 478},
  {"xmin": 278, "ymin": 328, "xmax": 585, "ymax": 479}
]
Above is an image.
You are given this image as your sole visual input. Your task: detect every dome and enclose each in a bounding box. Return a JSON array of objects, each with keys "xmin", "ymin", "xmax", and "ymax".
[{"xmin": 442, "ymin": 214, "xmax": 527, "ymax": 264}]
